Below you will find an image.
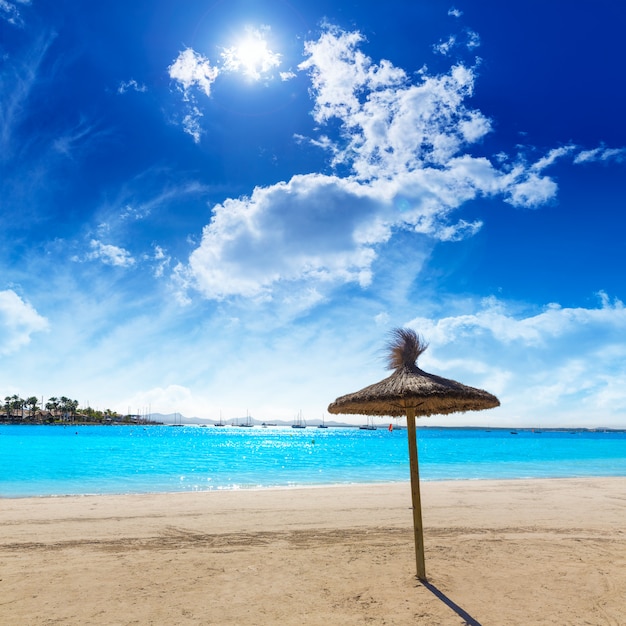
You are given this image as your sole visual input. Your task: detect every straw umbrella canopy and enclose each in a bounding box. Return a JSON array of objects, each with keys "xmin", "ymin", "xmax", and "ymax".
[{"xmin": 328, "ymin": 328, "xmax": 500, "ymax": 581}]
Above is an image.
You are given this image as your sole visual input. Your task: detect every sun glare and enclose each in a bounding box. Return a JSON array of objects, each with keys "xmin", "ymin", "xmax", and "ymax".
[{"xmin": 221, "ymin": 27, "xmax": 281, "ymax": 81}]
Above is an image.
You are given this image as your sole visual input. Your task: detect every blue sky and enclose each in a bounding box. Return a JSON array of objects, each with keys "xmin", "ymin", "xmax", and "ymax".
[{"xmin": 2, "ymin": 0, "xmax": 625, "ymax": 428}]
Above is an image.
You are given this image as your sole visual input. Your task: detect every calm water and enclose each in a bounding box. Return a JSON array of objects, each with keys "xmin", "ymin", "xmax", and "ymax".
[{"xmin": 1, "ymin": 425, "xmax": 625, "ymax": 497}]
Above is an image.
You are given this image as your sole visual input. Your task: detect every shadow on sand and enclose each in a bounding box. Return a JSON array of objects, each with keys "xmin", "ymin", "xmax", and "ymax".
[{"xmin": 419, "ymin": 579, "xmax": 482, "ymax": 626}]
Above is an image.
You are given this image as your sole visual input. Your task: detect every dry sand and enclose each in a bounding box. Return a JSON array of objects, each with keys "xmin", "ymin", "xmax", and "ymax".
[{"xmin": 1, "ymin": 477, "xmax": 625, "ymax": 625}]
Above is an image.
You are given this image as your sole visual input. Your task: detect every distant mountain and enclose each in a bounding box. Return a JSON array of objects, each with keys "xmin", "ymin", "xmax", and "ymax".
[{"xmin": 150, "ymin": 413, "xmax": 358, "ymax": 428}]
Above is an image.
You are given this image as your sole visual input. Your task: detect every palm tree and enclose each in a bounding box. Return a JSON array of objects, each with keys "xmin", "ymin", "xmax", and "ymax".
[
  {"xmin": 59, "ymin": 396, "xmax": 71, "ymax": 421},
  {"xmin": 4, "ymin": 396, "xmax": 13, "ymax": 419},
  {"xmin": 69, "ymin": 399, "xmax": 79, "ymax": 421},
  {"xmin": 46, "ymin": 397, "xmax": 60, "ymax": 419},
  {"xmin": 25, "ymin": 396, "xmax": 39, "ymax": 418},
  {"xmin": 9, "ymin": 395, "xmax": 24, "ymax": 419},
  {"xmin": 58, "ymin": 397, "xmax": 79, "ymax": 422}
]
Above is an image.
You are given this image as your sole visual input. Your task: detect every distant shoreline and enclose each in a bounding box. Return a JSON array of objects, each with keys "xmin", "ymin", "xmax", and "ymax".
[{"xmin": 1, "ymin": 420, "xmax": 624, "ymax": 432}]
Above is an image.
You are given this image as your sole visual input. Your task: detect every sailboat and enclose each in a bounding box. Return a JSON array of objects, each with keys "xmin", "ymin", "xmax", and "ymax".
[
  {"xmin": 291, "ymin": 410, "xmax": 306, "ymax": 428},
  {"xmin": 214, "ymin": 411, "xmax": 225, "ymax": 427},
  {"xmin": 359, "ymin": 416, "xmax": 377, "ymax": 430},
  {"xmin": 318, "ymin": 414, "xmax": 328, "ymax": 428},
  {"xmin": 239, "ymin": 411, "xmax": 253, "ymax": 427}
]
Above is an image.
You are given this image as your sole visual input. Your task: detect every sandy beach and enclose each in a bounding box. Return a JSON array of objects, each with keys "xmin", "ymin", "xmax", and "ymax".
[{"xmin": 1, "ymin": 477, "xmax": 624, "ymax": 625}]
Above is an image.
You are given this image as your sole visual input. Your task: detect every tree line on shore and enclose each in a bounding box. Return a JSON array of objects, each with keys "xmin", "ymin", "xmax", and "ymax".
[{"xmin": 1, "ymin": 394, "xmax": 125, "ymax": 424}]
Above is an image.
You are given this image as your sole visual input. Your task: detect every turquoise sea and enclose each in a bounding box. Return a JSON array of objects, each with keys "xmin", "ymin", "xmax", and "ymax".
[{"xmin": 1, "ymin": 425, "xmax": 625, "ymax": 498}]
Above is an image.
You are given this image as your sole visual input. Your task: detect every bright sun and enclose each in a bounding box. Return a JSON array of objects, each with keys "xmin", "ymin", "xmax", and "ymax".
[{"xmin": 221, "ymin": 27, "xmax": 281, "ymax": 81}]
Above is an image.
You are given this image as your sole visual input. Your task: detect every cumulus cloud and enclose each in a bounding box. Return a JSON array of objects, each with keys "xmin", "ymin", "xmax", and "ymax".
[
  {"xmin": 169, "ymin": 48, "xmax": 219, "ymax": 99},
  {"xmin": 186, "ymin": 174, "xmax": 381, "ymax": 301},
  {"xmin": 176, "ymin": 25, "xmax": 620, "ymax": 309},
  {"xmin": 0, "ymin": 289, "xmax": 49, "ymax": 355},
  {"xmin": 87, "ymin": 239, "xmax": 135, "ymax": 267}
]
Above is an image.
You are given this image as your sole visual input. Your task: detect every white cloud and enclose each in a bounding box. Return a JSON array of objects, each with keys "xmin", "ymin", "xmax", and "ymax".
[
  {"xmin": 504, "ymin": 171, "xmax": 558, "ymax": 207},
  {"xmin": 118, "ymin": 79, "xmax": 147, "ymax": 94},
  {"xmin": 151, "ymin": 245, "xmax": 170, "ymax": 278},
  {"xmin": 0, "ymin": 289, "xmax": 49, "ymax": 355},
  {"xmin": 87, "ymin": 239, "xmax": 135, "ymax": 267},
  {"xmin": 531, "ymin": 145, "xmax": 576, "ymax": 171},
  {"xmin": 405, "ymin": 294, "xmax": 626, "ymax": 426},
  {"xmin": 466, "ymin": 30, "xmax": 481, "ymax": 50},
  {"xmin": 119, "ymin": 384, "xmax": 196, "ymax": 417},
  {"xmin": 434, "ymin": 35, "xmax": 456, "ymax": 56},
  {"xmin": 409, "ymin": 294, "xmax": 626, "ymax": 347},
  {"xmin": 168, "ymin": 49, "xmax": 218, "ymax": 143},
  {"xmin": 182, "ymin": 106, "xmax": 203, "ymax": 143},
  {"xmin": 574, "ymin": 146, "xmax": 626, "ymax": 164},
  {"xmin": 187, "ymin": 174, "xmax": 381, "ymax": 301},
  {"xmin": 169, "ymin": 48, "xmax": 219, "ymax": 99},
  {"xmin": 177, "ymin": 25, "xmax": 621, "ymax": 312},
  {"xmin": 0, "ymin": 0, "xmax": 30, "ymax": 26},
  {"xmin": 298, "ymin": 27, "xmax": 407, "ymax": 128},
  {"xmin": 298, "ymin": 31, "xmax": 489, "ymax": 180}
]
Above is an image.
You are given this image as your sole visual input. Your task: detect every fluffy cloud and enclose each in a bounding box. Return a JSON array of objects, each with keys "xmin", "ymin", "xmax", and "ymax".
[
  {"xmin": 87, "ymin": 239, "xmax": 135, "ymax": 267},
  {"xmin": 176, "ymin": 25, "xmax": 623, "ymax": 312},
  {"xmin": 0, "ymin": 289, "xmax": 49, "ymax": 355},
  {"xmin": 169, "ymin": 48, "xmax": 219, "ymax": 99},
  {"xmin": 187, "ymin": 174, "xmax": 381, "ymax": 300},
  {"xmin": 180, "ymin": 26, "xmax": 575, "ymax": 304}
]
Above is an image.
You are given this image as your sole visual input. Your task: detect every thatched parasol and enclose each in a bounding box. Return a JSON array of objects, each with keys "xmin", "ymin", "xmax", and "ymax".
[{"xmin": 328, "ymin": 328, "xmax": 500, "ymax": 580}]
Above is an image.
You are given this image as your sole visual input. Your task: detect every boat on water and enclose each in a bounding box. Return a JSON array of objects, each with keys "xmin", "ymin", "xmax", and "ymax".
[
  {"xmin": 359, "ymin": 416, "xmax": 377, "ymax": 430},
  {"xmin": 292, "ymin": 410, "xmax": 306, "ymax": 429},
  {"xmin": 239, "ymin": 412, "xmax": 253, "ymax": 427},
  {"xmin": 318, "ymin": 414, "xmax": 328, "ymax": 428},
  {"xmin": 170, "ymin": 413, "xmax": 184, "ymax": 426},
  {"xmin": 214, "ymin": 412, "xmax": 225, "ymax": 427}
]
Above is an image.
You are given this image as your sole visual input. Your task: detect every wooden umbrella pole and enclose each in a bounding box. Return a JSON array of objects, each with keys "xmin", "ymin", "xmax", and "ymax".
[{"xmin": 405, "ymin": 407, "xmax": 426, "ymax": 580}]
